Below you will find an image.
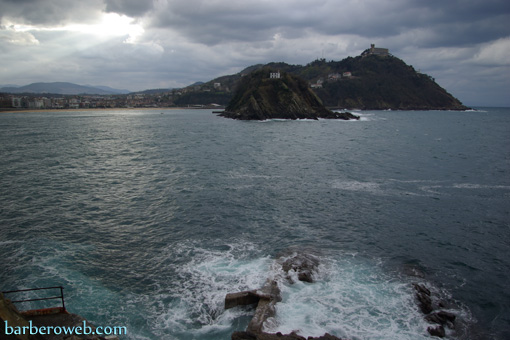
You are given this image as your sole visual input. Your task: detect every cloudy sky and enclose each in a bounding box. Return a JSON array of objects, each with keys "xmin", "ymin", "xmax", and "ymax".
[{"xmin": 1, "ymin": 0, "xmax": 509, "ymax": 106}]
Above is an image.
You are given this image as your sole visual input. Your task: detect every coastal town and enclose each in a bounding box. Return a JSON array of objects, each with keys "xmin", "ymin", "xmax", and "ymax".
[{"xmin": 0, "ymin": 92, "xmax": 190, "ymax": 110}]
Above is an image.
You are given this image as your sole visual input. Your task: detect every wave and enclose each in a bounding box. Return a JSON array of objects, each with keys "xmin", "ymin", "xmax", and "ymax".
[
  {"xmin": 332, "ymin": 178, "xmax": 510, "ymax": 198},
  {"xmin": 144, "ymin": 241, "xmax": 472, "ymax": 340}
]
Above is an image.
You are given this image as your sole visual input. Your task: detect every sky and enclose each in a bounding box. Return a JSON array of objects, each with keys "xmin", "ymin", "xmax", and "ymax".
[{"xmin": 0, "ymin": 0, "xmax": 509, "ymax": 107}]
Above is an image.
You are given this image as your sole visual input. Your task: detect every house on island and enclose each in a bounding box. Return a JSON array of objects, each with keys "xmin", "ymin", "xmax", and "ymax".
[
  {"xmin": 269, "ymin": 71, "xmax": 281, "ymax": 79},
  {"xmin": 362, "ymin": 44, "xmax": 389, "ymax": 57}
]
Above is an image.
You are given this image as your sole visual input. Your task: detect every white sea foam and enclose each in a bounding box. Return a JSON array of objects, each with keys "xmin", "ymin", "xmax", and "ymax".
[
  {"xmin": 332, "ymin": 178, "xmax": 510, "ymax": 199},
  {"xmin": 150, "ymin": 242, "xmax": 438, "ymax": 339},
  {"xmin": 331, "ymin": 179, "xmax": 382, "ymax": 194},
  {"xmin": 453, "ymin": 183, "xmax": 510, "ymax": 190},
  {"xmin": 151, "ymin": 241, "xmax": 270, "ymax": 337},
  {"xmin": 263, "ymin": 256, "xmax": 431, "ymax": 340}
]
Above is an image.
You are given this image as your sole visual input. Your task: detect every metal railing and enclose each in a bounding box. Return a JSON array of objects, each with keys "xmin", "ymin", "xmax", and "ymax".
[{"xmin": 2, "ymin": 286, "xmax": 66, "ymax": 312}]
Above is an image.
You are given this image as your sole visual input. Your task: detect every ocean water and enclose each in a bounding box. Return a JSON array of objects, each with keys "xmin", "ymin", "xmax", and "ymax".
[{"xmin": 0, "ymin": 108, "xmax": 509, "ymax": 340}]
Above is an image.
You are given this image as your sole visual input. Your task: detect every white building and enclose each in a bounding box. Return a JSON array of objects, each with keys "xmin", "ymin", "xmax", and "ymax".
[{"xmin": 270, "ymin": 71, "xmax": 281, "ymax": 79}]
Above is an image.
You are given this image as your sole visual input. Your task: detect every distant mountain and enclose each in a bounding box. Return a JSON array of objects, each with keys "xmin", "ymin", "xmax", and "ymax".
[
  {"xmin": 188, "ymin": 81, "xmax": 205, "ymax": 87},
  {"xmin": 88, "ymin": 85, "xmax": 130, "ymax": 94},
  {"xmin": 0, "ymin": 82, "xmax": 127, "ymax": 95},
  {"xmin": 0, "ymin": 84, "xmax": 20, "ymax": 89},
  {"xmin": 131, "ymin": 88, "xmax": 173, "ymax": 95}
]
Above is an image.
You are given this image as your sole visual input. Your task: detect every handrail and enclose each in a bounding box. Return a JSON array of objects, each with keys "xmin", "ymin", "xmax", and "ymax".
[{"xmin": 2, "ymin": 286, "xmax": 66, "ymax": 312}]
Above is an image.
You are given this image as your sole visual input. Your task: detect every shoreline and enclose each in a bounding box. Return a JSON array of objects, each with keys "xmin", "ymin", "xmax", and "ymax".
[{"xmin": 0, "ymin": 106, "xmax": 220, "ymax": 114}]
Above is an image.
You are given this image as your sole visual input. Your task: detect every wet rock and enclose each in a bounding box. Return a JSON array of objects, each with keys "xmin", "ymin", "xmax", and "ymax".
[
  {"xmin": 427, "ymin": 325, "xmax": 446, "ymax": 337},
  {"xmin": 225, "ymin": 290, "xmax": 260, "ymax": 310},
  {"xmin": 413, "ymin": 283, "xmax": 433, "ymax": 314},
  {"xmin": 412, "ymin": 283, "xmax": 430, "ymax": 296},
  {"xmin": 232, "ymin": 331, "xmax": 258, "ymax": 340},
  {"xmin": 412, "ymin": 282, "xmax": 459, "ymax": 337},
  {"xmin": 425, "ymin": 311, "xmax": 456, "ymax": 329},
  {"xmin": 281, "ymin": 253, "xmax": 320, "ymax": 283},
  {"xmin": 247, "ymin": 280, "xmax": 281, "ymax": 333},
  {"xmin": 231, "ymin": 331, "xmax": 345, "ymax": 340},
  {"xmin": 321, "ymin": 111, "xmax": 360, "ymax": 120}
]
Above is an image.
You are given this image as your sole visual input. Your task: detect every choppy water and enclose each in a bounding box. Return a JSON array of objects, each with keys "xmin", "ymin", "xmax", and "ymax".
[{"xmin": 1, "ymin": 108, "xmax": 509, "ymax": 340}]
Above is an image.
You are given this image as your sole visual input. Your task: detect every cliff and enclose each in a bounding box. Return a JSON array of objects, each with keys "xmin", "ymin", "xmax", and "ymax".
[{"xmin": 219, "ymin": 69, "xmax": 359, "ymax": 120}]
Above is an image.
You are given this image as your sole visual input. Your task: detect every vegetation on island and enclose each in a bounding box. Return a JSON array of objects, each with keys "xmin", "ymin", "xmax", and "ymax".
[
  {"xmin": 219, "ymin": 68, "xmax": 359, "ymax": 120},
  {"xmin": 205, "ymin": 54, "xmax": 468, "ymax": 111}
]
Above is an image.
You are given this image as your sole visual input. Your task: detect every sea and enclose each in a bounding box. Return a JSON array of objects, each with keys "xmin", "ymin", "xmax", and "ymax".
[{"xmin": 0, "ymin": 108, "xmax": 509, "ymax": 340}]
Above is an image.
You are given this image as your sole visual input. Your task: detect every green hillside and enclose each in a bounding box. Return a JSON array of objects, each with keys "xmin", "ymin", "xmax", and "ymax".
[
  {"xmin": 182, "ymin": 54, "xmax": 468, "ymax": 110},
  {"xmin": 220, "ymin": 68, "xmax": 358, "ymax": 120}
]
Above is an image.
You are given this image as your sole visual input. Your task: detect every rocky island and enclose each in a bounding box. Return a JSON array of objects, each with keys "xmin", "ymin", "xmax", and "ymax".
[
  {"xmin": 185, "ymin": 45, "xmax": 470, "ymax": 111},
  {"xmin": 218, "ymin": 69, "xmax": 359, "ymax": 120}
]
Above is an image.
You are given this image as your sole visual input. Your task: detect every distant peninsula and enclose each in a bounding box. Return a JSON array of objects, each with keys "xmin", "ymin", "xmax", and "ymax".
[
  {"xmin": 182, "ymin": 45, "xmax": 470, "ymax": 111},
  {"xmin": 219, "ymin": 69, "xmax": 359, "ymax": 120}
]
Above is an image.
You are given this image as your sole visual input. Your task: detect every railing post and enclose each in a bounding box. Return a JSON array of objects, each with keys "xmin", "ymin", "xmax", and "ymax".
[{"xmin": 60, "ymin": 286, "xmax": 65, "ymax": 311}]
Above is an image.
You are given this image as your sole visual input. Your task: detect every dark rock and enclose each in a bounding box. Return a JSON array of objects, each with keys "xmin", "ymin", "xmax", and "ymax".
[
  {"xmin": 437, "ymin": 311, "xmax": 456, "ymax": 323},
  {"xmin": 415, "ymin": 291, "xmax": 433, "ymax": 314},
  {"xmin": 321, "ymin": 111, "xmax": 360, "ymax": 120},
  {"xmin": 425, "ymin": 311, "xmax": 456, "ymax": 329},
  {"xmin": 427, "ymin": 325, "xmax": 446, "ymax": 337},
  {"xmin": 225, "ymin": 290, "xmax": 260, "ymax": 309},
  {"xmin": 220, "ymin": 69, "xmax": 359, "ymax": 121},
  {"xmin": 413, "ymin": 283, "xmax": 433, "ymax": 314},
  {"xmin": 412, "ymin": 283, "xmax": 431, "ymax": 296},
  {"xmin": 231, "ymin": 331, "xmax": 345, "ymax": 340},
  {"xmin": 247, "ymin": 280, "xmax": 281, "ymax": 333},
  {"xmin": 282, "ymin": 253, "xmax": 320, "ymax": 283},
  {"xmin": 311, "ymin": 334, "xmax": 346, "ymax": 340},
  {"xmin": 232, "ymin": 331, "xmax": 258, "ymax": 340}
]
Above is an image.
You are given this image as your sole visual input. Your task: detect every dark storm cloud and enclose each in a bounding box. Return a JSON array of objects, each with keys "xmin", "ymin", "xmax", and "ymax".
[
  {"xmin": 147, "ymin": 0, "xmax": 510, "ymax": 48},
  {"xmin": 0, "ymin": 0, "xmax": 104, "ymax": 25},
  {"xmin": 104, "ymin": 0, "xmax": 154, "ymax": 17}
]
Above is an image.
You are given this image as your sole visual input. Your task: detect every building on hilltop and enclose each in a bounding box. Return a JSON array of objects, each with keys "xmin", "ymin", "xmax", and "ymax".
[
  {"xmin": 362, "ymin": 44, "xmax": 389, "ymax": 57},
  {"xmin": 269, "ymin": 71, "xmax": 281, "ymax": 79}
]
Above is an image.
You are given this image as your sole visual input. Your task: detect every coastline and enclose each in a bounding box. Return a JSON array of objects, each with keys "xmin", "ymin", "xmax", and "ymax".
[{"xmin": 0, "ymin": 106, "xmax": 216, "ymax": 114}]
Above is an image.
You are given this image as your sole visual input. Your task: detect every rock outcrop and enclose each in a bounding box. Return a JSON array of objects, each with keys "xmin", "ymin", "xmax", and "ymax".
[
  {"xmin": 225, "ymin": 253, "xmax": 345, "ymax": 340},
  {"xmin": 219, "ymin": 69, "xmax": 359, "ymax": 121},
  {"xmin": 413, "ymin": 283, "xmax": 457, "ymax": 338},
  {"xmin": 281, "ymin": 253, "xmax": 320, "ymax": 283},
  {"xmin": 231, "ymin": 331, "xmax": 344, "ymax": 340}
]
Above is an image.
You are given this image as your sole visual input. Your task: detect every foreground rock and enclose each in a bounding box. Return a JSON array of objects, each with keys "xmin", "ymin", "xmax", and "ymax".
[
  {"xmin": 219, "ymin": 69, "xmax": 359, "ymax": 121},
  {"xmin": 226, "ymin": 253, "xmax": 345, "ymax": 340},
  {"xmin": 413, "ymin": 283, "xmax": 457, "ymax": 338},
  {"xmin": 231, "ymin": 331, "xmax": 344, "ymax": 340},
  {"xmin": 0, "ymin": 292, "xmax": 117, "ymax": 340}
]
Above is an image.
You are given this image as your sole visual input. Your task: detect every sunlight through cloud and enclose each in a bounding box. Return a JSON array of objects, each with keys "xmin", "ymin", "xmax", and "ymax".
[{"xmin": 6, "ymin": 13, "xmax": 144, "ymax": 44}]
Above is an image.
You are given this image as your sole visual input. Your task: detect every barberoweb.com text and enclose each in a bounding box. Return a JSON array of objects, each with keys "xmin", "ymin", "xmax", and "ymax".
[{"xmin": 4, "ymin": 320, "xmax": 127, "ymax": 336}]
